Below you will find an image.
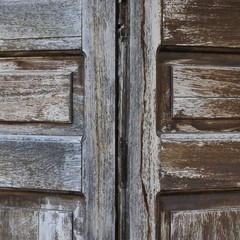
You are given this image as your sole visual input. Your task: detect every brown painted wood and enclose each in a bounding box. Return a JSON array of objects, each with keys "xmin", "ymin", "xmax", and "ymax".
[
  {"xmin": 157, "ymin": 51, "xmax": 240, "ymax": 133},
  {"xmin": 161, "ymin": 134, "xmax": 240, "ymax": 191},
  {"xmin": 162, "ymin": 0, "xmax": 240, "ymax": 47},
  {"xmin": 0, "ymin": 0, "xmax": 81, "ymax": 51},
  {"xmin": 173, "ymin": 98, "xmax": 240, "ymax": 119},
  {"xmin": 172, "ymin": 65, "xmax": 240, "ymax": 119},
  {"xmin": 157, "ymin": 192, "xmax": 240, "ymax": 240},
  {"xmin": 173, "ymin": 66, "xmax": 240, "ymax": 98},
  {"xmin": 0, "ymin": 190, "xmax": 84, "ymax": 240},
  {"xmin": 171, "ymin": 209, "xmax": 240, "ymax": 240},
  {"xmin": 0, "ymin": 135, "xmax": 82, "ymax": 192}
]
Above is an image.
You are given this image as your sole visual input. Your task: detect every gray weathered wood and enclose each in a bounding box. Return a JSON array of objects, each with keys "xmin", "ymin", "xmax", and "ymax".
[
  {"xmin": 0, "ymin": 0, "xmax": 82, "ymax": 51},
  {"xmin": 0, "ymin": 56, "xmax": 84, "ymax": 136},
  {"xmin": 0, "ymin": 208, "xmax": 38, "ymax": 239},
  {"xmin": 0, "ymin": 135, "xmax": 82, "ymax": 192},
  {"xmin": 0, "ymin": 72, "xmax": 72, "ymax": 123},
  {"xmin": 39, "ymin": 210, "xmax": 72, "ymax": 240},
  {"xmin": 163, "ymin": 0, "xmax": 240, "ymax": 47},
  {"xmin": 82, "ymin": 0, "xmax": 116, "ymax": 239},
  {"xmin": 161, "ymin": 134, "xmax": 240, "ymax": 190},
  {"xmin": 121, "ymin": 0, "xmax": 161, "ymax": 239},
  {"xmin": 171, "ymin": 209, "xmax": 240, "ymax": 240},
  {"xmin": 0, "ymin": 191, "xmax": 84, "ymax": 240}
]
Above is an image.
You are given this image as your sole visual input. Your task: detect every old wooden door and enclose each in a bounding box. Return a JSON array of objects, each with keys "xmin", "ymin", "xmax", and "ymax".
[
  {"xmin": 118, "ymin": 0, "xmax": 240, "ymax": 239},
  {"xmin": 0, "ymin": 0, "xmax": 116, "ymax": 239}
]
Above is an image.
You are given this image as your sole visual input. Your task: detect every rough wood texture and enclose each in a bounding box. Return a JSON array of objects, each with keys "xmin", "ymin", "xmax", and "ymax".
[
  {"xmin": 173, "ymin": 66, "xmax": 240, "ymax": 98},
  {"xmin": 120, "ymin": 0, "xmax": 161, "ymax": 239},
  {"xmin": 172, "ymin": 65, "xmax": 240, "ymax": 119},
  {"xmin": 39, "ymin": 210, "xmax": 72, "ymax": 240},
  {"xmin": 0, "ymin": 208, "xmax": 38, "ymax": 239},
  {"xmin": 161, "ymin": 134, "xmax": 240, "ymax": 190},
  {"xmin": 173, "ymin": 98, "xmax": 240, "ymax": 119},
  {"xmin": 162, "ymin": 0, "xmax": 240, "ymax": 47},
  {"xmin": 158, "ymin": 192, "xmax": 240, "ymax": 240},
  {"xmin": 0, "ymin": 56, "xmax": 84, "ymax": 136},
  {"xmin": 0, "ymin": 135, "xmax": 82, "ymax": 192},
  {"xmin": 82, "ymin": 0, "xmax": 116, "ymax": 239},
  {"xmin": 157, "ymin": 51, "xmax": 240, "ymax": 133},
  {"xmin": 0, "ymin": 71, "xmax": 72, "ymax": 123},
  {"xmin": 0, "ymin": 190, "xmax": 84, "ymax": 240},
  {"xmin": 0, "ymin": 0, "xmax": 81, "ymax": 51},
  {"xmin": 171, "ymin": 209, "xmax": 240, "ymax": 240}
]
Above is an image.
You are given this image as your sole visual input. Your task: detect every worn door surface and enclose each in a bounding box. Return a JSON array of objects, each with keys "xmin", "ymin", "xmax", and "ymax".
[
  {"xmin": 119, "ymin": 0, "xmax": 240, "ymax": 239},
  {"xmin": 0, "ymin": 0, "xmax": 116, "ymax": 239}
]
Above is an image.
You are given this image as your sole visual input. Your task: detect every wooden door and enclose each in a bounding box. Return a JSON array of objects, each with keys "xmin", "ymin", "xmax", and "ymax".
[
  {"xmin": 118, "ymin": 0, "xmax": 240, "ymax": 239},
  {"xmin": 0, "ymin": 0, "xmax": 116, "ymax": 239}
]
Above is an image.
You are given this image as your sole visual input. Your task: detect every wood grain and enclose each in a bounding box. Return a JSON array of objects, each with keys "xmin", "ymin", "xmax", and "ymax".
[
  {"xmin": 0, "ymin": 135, "xmax": 82, "ymax": 192},
  {"xmin": 0, "ymin": 72, "xmax": 72, "ymax": 123},
  {"xmin": 39, "ymin": 210, "xmax": 72, "ymax": 240},
  {"xmin": 0, "ymin": 0, "xmax": 81, "ymax": 51},
  {"xmin": 161, "ymin": 134, "xmax": 240, "ymax": 190},
  {"xmin": 157, "ymin": 51, "xmax": 240, "ymax": 132},
  {"xmin": 173, "ymin": 66, "xmax": 240, "ymax": 98},
  {"xmin": 158, "ymin": 192, "xmax": 240, "ymax": 240},
  {"xmin": 82, "ymin": 0, "xmax": 116, "ymax": 239},
  {"xmin": 172, "ymin": 65, "xmax": 240, "ymax": 119},
  {"xmin": 118, "ymin": 0, "xmax": 162, "ymax": 239},
  {"xmin": 163, "ymin": 0, "xmax": 240, "ymax": 47},
  {"xmin": 171, "ymin": 209, "xmax": 240, "ymax": 240},
  {"xmin": 173, "ymin": 98, "xmax": 240, "ymax": 119},
  {"xmin": 0, "ymin": 56, "xmax": 84, "ymax": 136},
  {"xmin": 0, "ymin": 190, "xmax": 84, "ymax": 240},
  {"xmin": 0, "ymin": 208, "xmax": 38, "ymax": 239}
]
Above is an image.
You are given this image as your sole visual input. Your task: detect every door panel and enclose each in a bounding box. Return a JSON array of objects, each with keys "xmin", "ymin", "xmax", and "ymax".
[
  {"xmin": 161, "ymin": 134, "xmax": 240, "ymax": 190},
  {"xmin": 162, "ymin": 0, "xmax": 240, "ymax": 47},
  {"xmin": 0, "ymin": 0, "xmax": 81, "ymax": 51},
  {"xmin": 0, "ymin": 135, "xmax": 81, "ymax": 191},
  {"xmin": 157, "ymin": 51, "xmax": 240, "ymax": 133},
  {"xmin": 0, "ymin": 0, "xmax": 87, "ymax": 238},
  {"xmin": 158, "ymin": 192, "xmax": 240, "ymax": 240},
  {"xmin": 0, "ymin": 191, "xmax": 84, "ymax": 240}
]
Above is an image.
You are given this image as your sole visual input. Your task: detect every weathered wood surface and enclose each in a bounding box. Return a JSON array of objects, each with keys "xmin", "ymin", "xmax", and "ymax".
[
  {"xmin": 161, "ymin": 134, "xmax": 240, "ymax": 190},
  {"xmin": 82, "ymin": 0, "xmax": 116, "ymax": 239},
  {"xmin": 158, "ymin": 192, "xmax": 240, "ymax": 240},
  {"xmin": 157, "ymin": 51, "xmax": 240, "ymax": 132},
  {"xmin": 0, "ymin": 56, "xmax": 84, "ymax": 136},
  {"xmin": 39, "ymin": 210, "xmax": 72, "ymax": 240},
  {"xmin": 120, "ymin": 0, "xmax": 161, "ymax": 239},
  {"xmin": 172, "ymin": 65, "xmax": 240, "ymax": 119},
  {"xmin": 173, "ymin": 66, "xmax": 240, "ymax": 98},
  {"xmin": 171, "ymin": 209, "xmax": 240, "ymax": 240},
  {"xmin": 0, "ymin": 135, "xmax": 82, "ymax": 192},
  {"xmin": 0, "ymin": 71, "xmax": 72, "ymax": 123},
  {"xmin": 173, "ymin": 98, "xmax": 240, "ymax": 119},
  {"xmin": 0, "ymin": 208, "xmax": 38, "ymax": 239},
  {"xmin": 162, "ymin": 0, "xmax": 240, "ymax": 47},
  {"xmin": 0, "ymin": 191, "xmax": 84, "ymax": 240},
  {"xmin": 0, "ymin": 0, "xmax": 81, "ymax": 51}
]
